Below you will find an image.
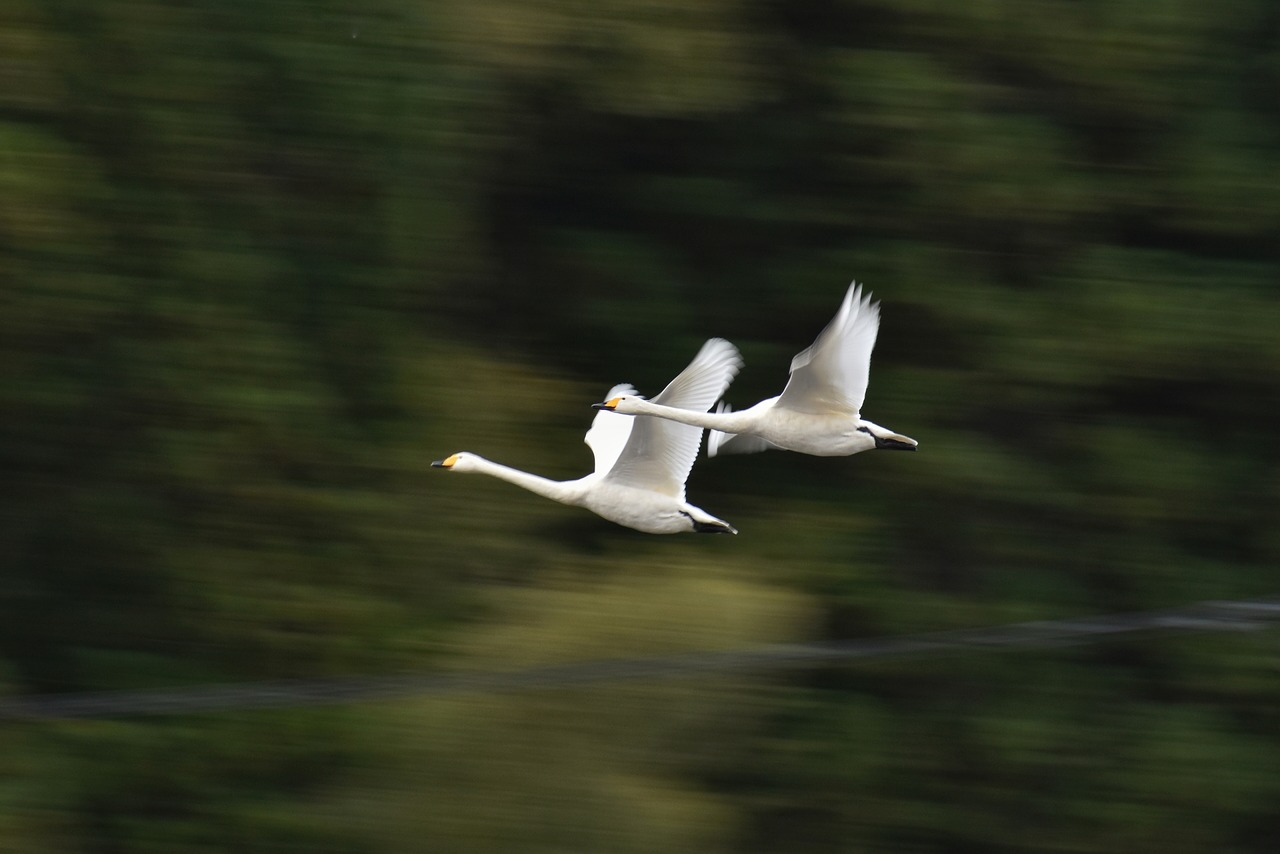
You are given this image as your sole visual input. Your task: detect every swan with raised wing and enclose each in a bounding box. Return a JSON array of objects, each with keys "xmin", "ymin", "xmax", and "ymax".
[
  {"xmin": 434, "ymin": 339, "xmax": 742, "ymax": 533},
  {"xmin": 594, "ymin": 283, "xmax": 916, "ymax": 457}
]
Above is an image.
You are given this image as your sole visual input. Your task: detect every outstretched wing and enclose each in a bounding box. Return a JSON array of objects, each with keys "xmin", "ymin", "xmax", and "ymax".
[
  {"xmin": 584, "ymin": 383, "xmax": 640, "ymax": 476},
  {"xmin": 776, "ymin": 283, "xmax": 880, "ymax": 416},
  {"xmin": 605, "ymin": 338, "xmax": 742, "ymax": 499}
]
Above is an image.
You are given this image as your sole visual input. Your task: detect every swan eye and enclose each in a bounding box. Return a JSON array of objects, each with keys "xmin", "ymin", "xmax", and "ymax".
[{"xmin": 856, "ymin": 426, "xmax": 871, "ymax": 435}]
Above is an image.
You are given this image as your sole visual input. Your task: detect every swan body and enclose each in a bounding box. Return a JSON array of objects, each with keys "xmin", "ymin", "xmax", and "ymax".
[
  {"xmin": 433, "ymin": 339, "xmax": 742, "ymax": 534},
  {"xmin": 595, "ymin": 283, "xmax": 917, "ymax": 458}
]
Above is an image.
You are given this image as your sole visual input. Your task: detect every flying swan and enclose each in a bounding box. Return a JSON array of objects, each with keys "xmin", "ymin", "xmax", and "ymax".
[
  {"xmin": 432, "ymin": 339, "xmax": 742, "ymax": 534},
  {"xmin": 594, "ymin": 283, "xmax": 917, "ymax": 457}
]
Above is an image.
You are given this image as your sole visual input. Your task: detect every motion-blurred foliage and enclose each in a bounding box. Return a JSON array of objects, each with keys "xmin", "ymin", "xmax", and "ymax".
[{"xmin": 3, "ymin": 0, "xmax": 1279, "ymax": 851}]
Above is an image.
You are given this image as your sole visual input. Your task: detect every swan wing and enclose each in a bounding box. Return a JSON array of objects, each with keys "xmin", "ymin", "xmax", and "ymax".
[
  {"xmin": 584, "ymin": 383, "xmax": 640, "ymax": 476},
  {"xmin": 776, "ymin": 283, "xmax": 879, "ymax": 416},
  {"xmin": 606, "ymin": 338, "xmax": 742, "ymax": 499},
  {"xmin": 709, "ymin": 429, "xmax": 779, "ymax": 457}
]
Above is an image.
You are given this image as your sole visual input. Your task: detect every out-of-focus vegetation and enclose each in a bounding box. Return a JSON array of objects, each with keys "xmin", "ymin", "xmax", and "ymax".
[{"xmin": 3, "ymin": 0, "xmax": 1279, "ymax": 850}]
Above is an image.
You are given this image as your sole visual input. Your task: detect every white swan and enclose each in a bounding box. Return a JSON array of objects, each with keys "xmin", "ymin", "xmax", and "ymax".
[
  {"xmin": 595, "ymin": 283, "xmax": 917, "ymax": 457},
  {"xmin": 432, "ymin": 339, "xmax": 743, "ymax": 534}
]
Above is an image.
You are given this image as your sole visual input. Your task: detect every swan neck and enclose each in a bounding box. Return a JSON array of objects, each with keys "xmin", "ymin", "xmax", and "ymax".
[
  {"xmin": 636, "ymin": 400, "xmax": 722, "ymax": 429},
  {"xmin": 473, "ymin": 458, "xmax": 578, "ymax": 503},
  {"xmin": 639, "ymin": 399, "xmax": 755, "ymax": 431}
]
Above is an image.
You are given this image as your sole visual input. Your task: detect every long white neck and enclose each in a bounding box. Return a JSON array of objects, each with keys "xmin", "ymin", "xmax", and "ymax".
[
  {"xmin": 631, "ymin": 399, "xmax": 758, "ymax": 431},
  {"xmin": 470, "ymin": 457, "xmax": 584, "ymax": 505}
]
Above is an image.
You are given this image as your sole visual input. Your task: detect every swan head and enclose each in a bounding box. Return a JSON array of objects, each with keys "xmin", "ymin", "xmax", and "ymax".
[
  {"xmin": 858, "ymin": 421, "xmax": 918, "ymax": 451},
  {"xmin": 592, "ymin": 395, "xmax": 644, "ymax": 415},
  {"xmin": 431, "ymin": 452, "xmax": 481, "ymax": 471}
]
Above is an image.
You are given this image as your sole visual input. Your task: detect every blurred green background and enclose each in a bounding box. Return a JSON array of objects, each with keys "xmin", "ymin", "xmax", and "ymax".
[{"xmin": 3, "ymin": 0, "xmax": 1279, "ymax": 850}]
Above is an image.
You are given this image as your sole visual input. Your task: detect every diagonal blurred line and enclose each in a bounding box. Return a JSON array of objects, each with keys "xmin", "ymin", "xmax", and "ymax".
[{"xmin": 1, "ymin": 597, "xmax": 1277, "ymax": 721}]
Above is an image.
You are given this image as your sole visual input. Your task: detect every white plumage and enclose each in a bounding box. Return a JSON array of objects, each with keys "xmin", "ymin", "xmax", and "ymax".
[
  {"xmin": 433, "ymin": 339, "xmax": 742, "ymax": 534},
  {"xmin": 597, "ymin": 283, "xmax": 917, "ymax": 457}
]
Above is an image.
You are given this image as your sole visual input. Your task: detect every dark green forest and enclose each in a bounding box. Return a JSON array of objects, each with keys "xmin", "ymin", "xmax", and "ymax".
[{"xmin": 3, "ymin": 0, "xmax": 1279, "ymax": 850}]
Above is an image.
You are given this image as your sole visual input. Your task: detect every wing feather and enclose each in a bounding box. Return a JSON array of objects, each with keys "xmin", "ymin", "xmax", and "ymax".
[
  {"xmin": 605, "ymin": 339, "xmax": 742, "ymax": 499},
  {"xmin": 776, "ymin": 283, "xmax": 879, "ymax": 415},
  {"xmin": 708, "ymin": 430, "xmax": 778, "ymax": 457}
]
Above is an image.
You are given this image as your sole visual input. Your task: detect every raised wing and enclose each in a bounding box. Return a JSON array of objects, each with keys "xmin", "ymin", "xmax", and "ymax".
[
  {"xmin": 775, "ymin": 283, "xmax": 880, "ymax": 416},
  {"xmin": 584, "ymin": 383, "xmax": 640, "ymax": 476},
  {"xmin": 605, "ymin": 338, "xmax": 742, "ymax": 499}
]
